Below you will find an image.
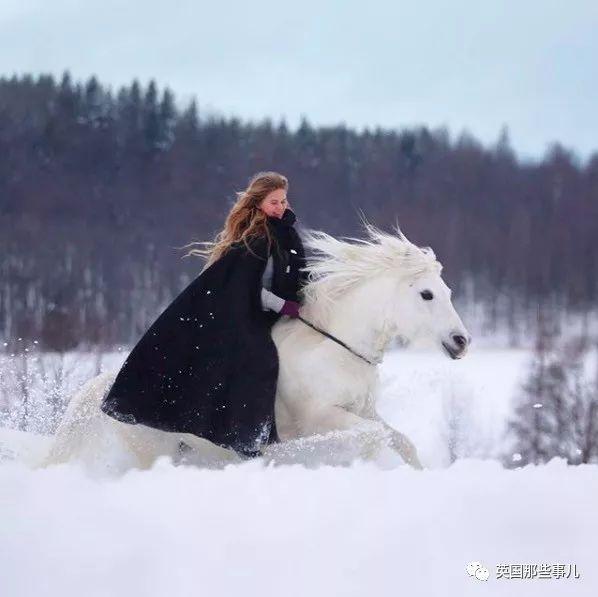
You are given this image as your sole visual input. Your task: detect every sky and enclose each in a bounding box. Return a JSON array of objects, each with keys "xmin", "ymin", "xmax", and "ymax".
[{"xmin": 1, "ymin": 0, "xmax": 597, "ymax": 163}]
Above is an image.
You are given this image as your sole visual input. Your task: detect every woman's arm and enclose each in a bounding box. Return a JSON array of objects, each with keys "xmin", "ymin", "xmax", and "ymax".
[
  {"xmin": 260, "ymin": 287, "xmax": 285, "ymax": 312},
  {"xmin": 260, "ymin": 254, "xmax": 285, "ymax": 312},
  {"xmin": 257, "ymin": 242, "xmax": 300, "ymax": 316}
]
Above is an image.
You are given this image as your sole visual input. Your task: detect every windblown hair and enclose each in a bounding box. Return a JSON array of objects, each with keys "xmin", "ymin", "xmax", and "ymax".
[
  {"xmin": 300, "ymin": 216, "xmax": 442, "ymax": 324},
  {"xmin": 180, "ymin": 171, "xmax": 289, "ymax": 270}
]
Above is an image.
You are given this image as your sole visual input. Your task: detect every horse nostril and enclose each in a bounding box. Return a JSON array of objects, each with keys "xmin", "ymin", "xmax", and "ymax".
[{"xmin": 452, "ymin": 334, "xmax": 467, "ymax": 348}]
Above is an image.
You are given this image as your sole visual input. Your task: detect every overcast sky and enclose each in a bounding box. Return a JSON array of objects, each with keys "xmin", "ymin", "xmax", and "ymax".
[{"xmin": 2, "ymin": 0, "xmax": 597, "ymax": 162}]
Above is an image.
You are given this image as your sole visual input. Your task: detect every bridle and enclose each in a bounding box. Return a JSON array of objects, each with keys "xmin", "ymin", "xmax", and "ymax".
[{"xmin": 297, "ymin": 315, "xmax": 380, "ymax": 366}]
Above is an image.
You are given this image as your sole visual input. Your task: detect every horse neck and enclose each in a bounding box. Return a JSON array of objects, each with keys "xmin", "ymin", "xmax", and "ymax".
[{"xmin": 306, "ymin": 275, "xmax": 398, "ymax": 364}]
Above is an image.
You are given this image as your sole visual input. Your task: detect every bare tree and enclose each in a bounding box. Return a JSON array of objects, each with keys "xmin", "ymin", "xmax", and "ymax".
[
  {"xmin": 441, "ymin": 381, "xmax": 474, "ymax": 464},
  {"xmin": 506, "ymin": 331, "xmax": 598, "ymax": 467},
  {"xmin": 568, "ymin": 340, "xmax": 598, "ymax": 464}
]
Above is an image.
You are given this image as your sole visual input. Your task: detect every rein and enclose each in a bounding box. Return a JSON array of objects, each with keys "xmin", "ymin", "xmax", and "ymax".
[{"xmin": 297, "ymin": 315, "xmax": 378, "ymax": 366}]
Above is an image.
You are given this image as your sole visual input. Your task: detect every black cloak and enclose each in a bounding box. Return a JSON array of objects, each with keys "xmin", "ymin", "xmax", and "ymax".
[{"xmin": 101, "ymin": 208, "xmax": 306, "ymax": 456}]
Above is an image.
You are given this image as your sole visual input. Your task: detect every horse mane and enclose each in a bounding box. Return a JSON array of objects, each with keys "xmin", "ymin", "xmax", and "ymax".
[{"xmin": 299, "ymin": 216, "xmax": 442, "ymax": 326}]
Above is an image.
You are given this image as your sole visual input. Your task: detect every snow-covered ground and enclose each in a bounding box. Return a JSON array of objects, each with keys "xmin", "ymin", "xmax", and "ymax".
[
  {"xmin": 1, "ymin": 344, "xmax": 596, "ymax": 596},
  {"xmin": 1, "ymin": 457, "xmax": 596, "ymax": 596}
]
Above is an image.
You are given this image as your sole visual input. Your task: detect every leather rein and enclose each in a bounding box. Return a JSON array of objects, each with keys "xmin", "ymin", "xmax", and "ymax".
[{"xmin": 297, "ymin": 315, "xmax": 378, "ymax": 366}]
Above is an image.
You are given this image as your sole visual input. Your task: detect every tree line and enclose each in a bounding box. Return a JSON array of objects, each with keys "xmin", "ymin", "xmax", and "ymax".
[{"xmin": 1, "ymin": 71, "xmax": 597, "ymax": 349}]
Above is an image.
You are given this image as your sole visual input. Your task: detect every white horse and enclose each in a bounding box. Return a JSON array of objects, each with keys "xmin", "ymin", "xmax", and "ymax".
[{"xmin": 40, "ymin": 222, "xmax": 470, "ymax": 471}]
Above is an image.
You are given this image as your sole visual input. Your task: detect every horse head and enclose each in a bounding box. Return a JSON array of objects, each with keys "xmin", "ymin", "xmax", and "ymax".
[
  {"xmin": 300, "ymin": 220, "xmax": 470, "ymax": 361},
  {"xmin": 390, "ymin": 248, "xmax": 470, "ymax": 359}
]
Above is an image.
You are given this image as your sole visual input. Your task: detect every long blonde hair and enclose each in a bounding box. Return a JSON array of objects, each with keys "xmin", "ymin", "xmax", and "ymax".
[{"xmin": 181, "ymin": 171, "xmax": 289, "ymax": 270}]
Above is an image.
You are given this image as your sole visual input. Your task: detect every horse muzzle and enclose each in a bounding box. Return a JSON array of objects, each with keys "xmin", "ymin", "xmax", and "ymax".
[{"xmin": 442, "ymin": 332, "xmax": 470, "ymax": 360}]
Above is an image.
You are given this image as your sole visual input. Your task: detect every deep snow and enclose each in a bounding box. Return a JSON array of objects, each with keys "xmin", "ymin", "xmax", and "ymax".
[
  {"xmin": 1, "ymin": 346, "xmax": 597, "ymax": 596},
  {"xmin": 1, "ymin": 458, "xmax": 596, "ymax": 596}
]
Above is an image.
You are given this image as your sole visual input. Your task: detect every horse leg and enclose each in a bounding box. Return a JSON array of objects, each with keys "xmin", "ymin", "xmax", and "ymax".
[
  {"xmin": 295, "ymin": 405, "xmax": 392, "ymax": 461},
  {"xmin": 174, "ymin": 432, "xmax": 241, "ymax": 468},
  {"xmin": 370, "ymin": 415, "xmax": 423, "ymax": 469}
]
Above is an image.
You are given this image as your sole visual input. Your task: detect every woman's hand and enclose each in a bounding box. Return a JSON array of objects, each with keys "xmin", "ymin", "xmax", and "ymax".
[{"xmin": 279, "ymin": 300, "xmax": 301, "ymax": 318}]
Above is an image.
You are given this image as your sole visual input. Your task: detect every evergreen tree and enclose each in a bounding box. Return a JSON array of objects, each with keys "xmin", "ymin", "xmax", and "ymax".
[
  {"xmin": 83, "ymin": 75, "xmax": 105, "ymax": 127},
  {"xmin": 157, "ymin": 87, "xmax": 177, "ymax": 150},
  {"xmin": 142, "ymin": 79, "xmax": 161, "ymax": 154}
]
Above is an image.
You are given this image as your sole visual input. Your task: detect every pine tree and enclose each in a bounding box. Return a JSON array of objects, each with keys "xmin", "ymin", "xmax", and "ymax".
[
  {"xmin": 83, "ymin": 75, "xmax": 105, "ymax": 127},
  {"xmin": 157, "ymin": 87, "xmax": 177, "ymax": 150},
  {"xmin": 142, "ymin": 79, "xmax": 160, "ymax": 154},
  {"xmin": 116, "ymin": 80, "xmax": 143, "ymax": 154}
]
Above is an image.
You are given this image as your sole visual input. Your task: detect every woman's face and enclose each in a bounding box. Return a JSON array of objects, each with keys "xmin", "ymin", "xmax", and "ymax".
[{"xmin": 258, "ymin": 188, "xmax": 288, "ymax": 219}]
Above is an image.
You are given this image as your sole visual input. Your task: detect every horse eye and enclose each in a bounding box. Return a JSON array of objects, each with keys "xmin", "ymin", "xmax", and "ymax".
[{"xmin": 420, "ymin": 290, "xmax": 434, "ymax": 301}]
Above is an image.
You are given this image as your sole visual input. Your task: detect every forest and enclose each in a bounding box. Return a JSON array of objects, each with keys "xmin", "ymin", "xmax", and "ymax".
[{"xmin": 1, "ymin": 71, "xmax": 597, "ymax": 349}]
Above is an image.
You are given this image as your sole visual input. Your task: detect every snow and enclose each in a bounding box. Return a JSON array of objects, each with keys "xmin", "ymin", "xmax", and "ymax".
[
  {"xmin": 1, "ymin": 345, "xmax": 597, "ymax": 595},
  {"xmin": 1, "ymin": 345, "xmax": 533, "ymax": 465},
  {"xmin": 377, "ymin": 347, "xmax": 532, "ymax": 466},
  {"xmin": 1, "ymin": 457, "xmax": 596, "ymax": 596}
]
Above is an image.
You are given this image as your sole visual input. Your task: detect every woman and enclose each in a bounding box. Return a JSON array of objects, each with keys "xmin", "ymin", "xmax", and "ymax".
[{"xmin": 101, "ymin": 171, "xmax": 307, "ymax": 458}]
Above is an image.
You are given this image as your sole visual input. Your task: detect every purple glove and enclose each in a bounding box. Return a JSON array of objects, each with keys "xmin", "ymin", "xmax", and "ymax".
[{"xmin": 279, "ymin": 300, "xmax": 301, "ymax": 318}]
